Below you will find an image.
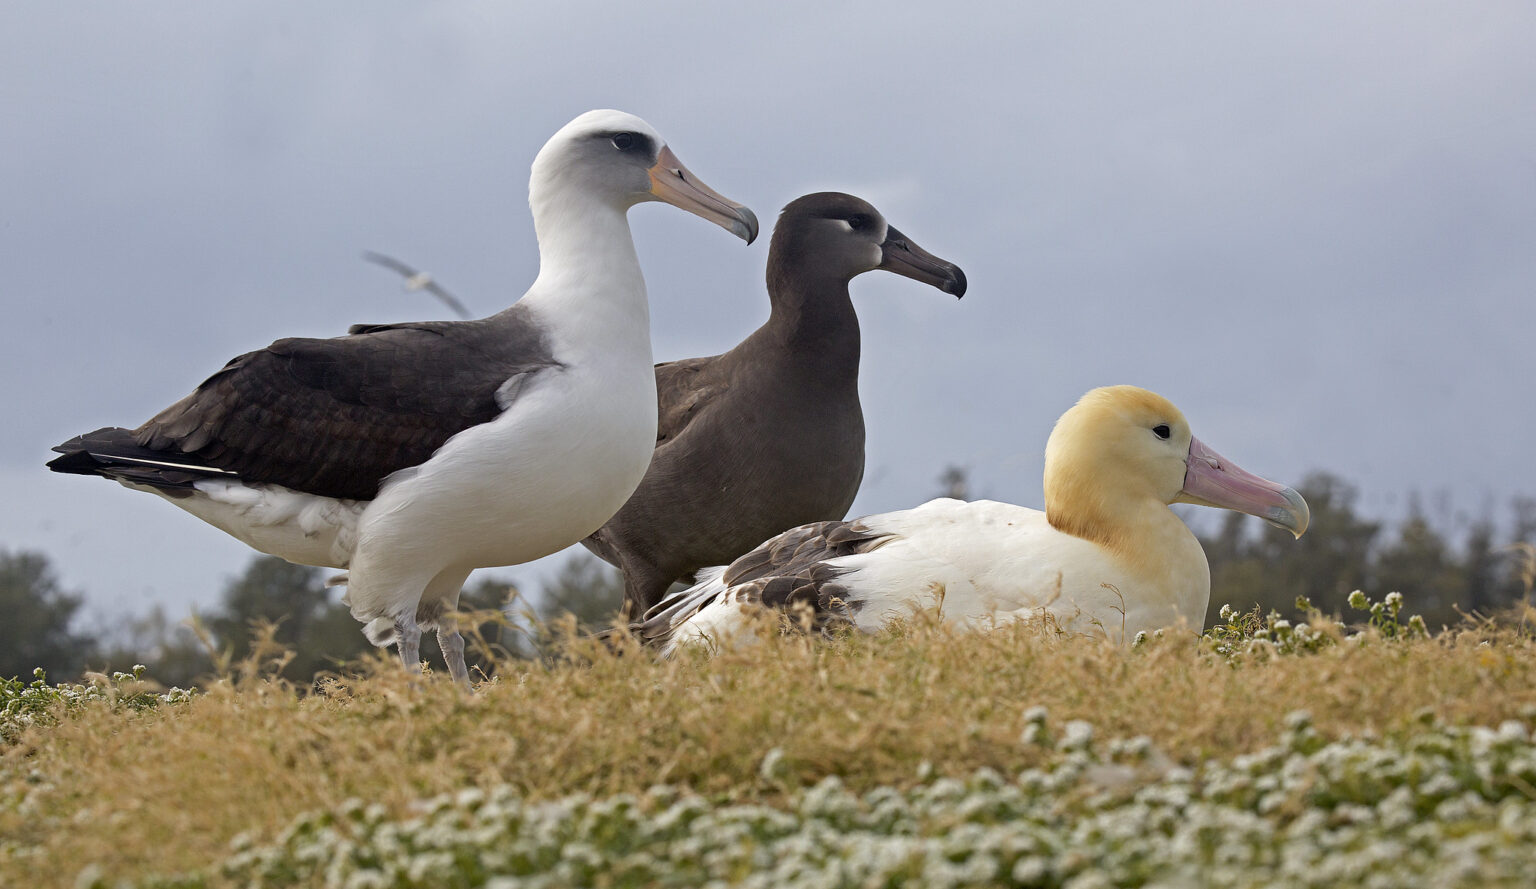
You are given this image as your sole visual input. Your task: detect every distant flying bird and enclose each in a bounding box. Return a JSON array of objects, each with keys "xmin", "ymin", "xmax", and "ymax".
[
  {"xmin": 641, "ymin": 386, "xmax": 1310, "ymax": 654},
  {"xmin": 582, "ymin": 192, "xmax": 966, "ymax": 618},
  {"xmin": 363, "ymin": 251, "xmax": 474, "ymax": 320},
  {"xmin": 49, "ymin": 109, "xmax": 759, "ymax": 685}
]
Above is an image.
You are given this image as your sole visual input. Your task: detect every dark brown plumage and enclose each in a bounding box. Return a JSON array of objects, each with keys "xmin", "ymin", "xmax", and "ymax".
[
  {"xmin": 582, "ymin": 192, "xmax": 965, "ymax": 618},
  {"xmin": 49, "ymin": 302, "xmax": 560, "ymax": 500}
]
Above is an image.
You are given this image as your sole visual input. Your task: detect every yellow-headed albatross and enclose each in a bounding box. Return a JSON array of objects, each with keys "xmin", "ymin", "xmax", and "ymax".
[
  {"xmin": 582, "ymin": 192, "xmax": 965, "ymax": 618},
  {"xmin": 48, "ymin": 110, "xmax": 758, "ymax": 683},
  {"xmin": 641, "ymin": 385, "xmax": 1309, "ymax": 652}
]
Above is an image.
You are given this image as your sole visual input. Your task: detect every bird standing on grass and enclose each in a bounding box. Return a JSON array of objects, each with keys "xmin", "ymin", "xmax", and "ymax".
[
  {"xmin": 582, "ymin": 192, "xmax": 966, "ymax": 618},
  {"xmin": 641, "ymin": 385, "xmax": 1309, "ymax": 653},
  {"xmin": 49, "ymin": 110, "xmax": 759, "ymax": 684}
]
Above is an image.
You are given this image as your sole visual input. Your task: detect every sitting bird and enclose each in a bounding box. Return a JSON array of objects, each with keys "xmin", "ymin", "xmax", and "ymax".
[
  {"xmin": 582, "ymin": 192, "xmax": 966, "ymax": 617},
  {"xmin": 48, "ymin": 110, "xmax": 758, "ymax": 683},
  {"xmin": 640, "ymin": 385, "xmax": 1309, "ymax": 652}
]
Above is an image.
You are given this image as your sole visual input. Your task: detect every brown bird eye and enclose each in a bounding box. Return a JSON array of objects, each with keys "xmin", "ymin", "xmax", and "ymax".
[
  {"xmin": 1153, "ymin": 424, "xmax": 1171, "ymax": 440},
  {"xmin": 611, "ymin": 132, "xmax": 636, "ymax": 151}
]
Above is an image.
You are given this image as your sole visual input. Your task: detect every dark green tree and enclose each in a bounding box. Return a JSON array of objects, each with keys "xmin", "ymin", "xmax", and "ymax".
[
  {"xmin": 1203, "ymin": 471, "xmax": 1381, "ymax": 621},
  {"xmin": 205, "ymin": 555, "xmax": 371, "ymax": 683},
  {"xmin": 92, "ymin": 604, "xmax": 214, "ymax": 689},
  {"xmin": 936, "ymin": 465, "xmax": 971, "ymax": 501},
  {"xmin": 0, "ymin": 548, "xmax": 97, "ymax": 680},
  {"xmin": 492, "ymin": 553, "xmax": 626, "ymax": 659},
  {"xmin": 538, "ymin": 553, "xmax": 625, "ymax": 629},
  {"xmin": 1504, "ymin": 497, "xmax": 1536, "ymax": 604},
  {"xmin": 1373, "ymin": 500, "xmax": 1468, "ymax": 627},
  {"xmin": 1459, "ymin": 519, "xmax": 1501, "ymax": 616}
]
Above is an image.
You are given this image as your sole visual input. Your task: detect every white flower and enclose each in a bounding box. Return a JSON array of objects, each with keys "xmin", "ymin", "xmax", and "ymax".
[
  {"xmin": 759, "ymin": 747, "xmax": 788, "ymax": 781},
  {"xmin": 1061, "ymin": 720, "xmax": 1094, "ymax": 751},
  {"xmin": 1284, "ymin": 710, "xmax": 1313, "ymax": 731},
  {"xmin": 1019, "ymin": 723, "xmax": 1048, "ymax": 747}
]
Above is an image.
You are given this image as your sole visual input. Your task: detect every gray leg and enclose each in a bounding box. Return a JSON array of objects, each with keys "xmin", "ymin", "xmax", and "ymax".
[
  {"xmin": 418, "ymin": 567, "xmax": 474, "ymax": 685},
  {"xmin": 438, "ymin": 621, "xmax": 470, "ymax": 688},
  {"xmin": 395, "ymin": 618, "xmax": 423, "ymax": 673}
]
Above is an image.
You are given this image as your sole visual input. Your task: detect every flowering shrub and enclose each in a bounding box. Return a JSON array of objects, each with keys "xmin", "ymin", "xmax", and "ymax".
[
  {"xmin": 1202, "ymin": 590, "xmax": 1431, "ymax": 661},
  {"xmin": 0, "ymin": 666, "xmax": 194, "ymax": 746},
  {"xmin": 133, "ymin": 710, "xmax": 1536, "ymax": 889}
]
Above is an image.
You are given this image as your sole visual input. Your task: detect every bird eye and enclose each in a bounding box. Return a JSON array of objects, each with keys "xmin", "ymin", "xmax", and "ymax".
[
  {"xmin": 847, "ymin": 214, "xmax": 869, "ymax": 230},
  {"xmin": 611, "ymin": 132, "xmax": 636, "ymax": 151},
  {"xmin": 1153, "ymin": 424, "xmax": 1171, "ymax": 440}
]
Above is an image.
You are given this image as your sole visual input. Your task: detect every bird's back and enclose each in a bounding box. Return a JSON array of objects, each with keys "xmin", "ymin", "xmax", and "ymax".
[{"xmin": 585, "ymin": 339, "xmax": 865, "ymax": 608}]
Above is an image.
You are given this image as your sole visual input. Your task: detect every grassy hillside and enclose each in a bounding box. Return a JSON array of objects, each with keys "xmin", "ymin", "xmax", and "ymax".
[{"xmin": 3, "ymin": 597, "xmax": 1535, "ymax": 887}]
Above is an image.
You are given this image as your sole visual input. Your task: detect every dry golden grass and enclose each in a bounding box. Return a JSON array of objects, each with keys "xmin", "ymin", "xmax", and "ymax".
[{"xmin": 3, "ymin": 617, "xmax": 1535, "ymax": 888}]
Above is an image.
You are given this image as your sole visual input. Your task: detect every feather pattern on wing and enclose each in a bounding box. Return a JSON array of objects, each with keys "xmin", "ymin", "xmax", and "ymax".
[
  {"xmin": 651, "ymin": 355, "xmax": 724, "ymax": 446},
  {"xmin": 640, "ymin": 517, "xmax": 894, "ymax": 639},
  {"xmin": 129, "ymin": 303, "xmax": 560, "ymax": 500}
]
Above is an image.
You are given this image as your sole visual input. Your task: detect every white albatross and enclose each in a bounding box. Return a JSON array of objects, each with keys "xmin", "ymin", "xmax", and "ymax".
[
  {"xmin": 640, "ymin": 385, "xmax": 1309, "ymax": 652},
  {"xmin": 48, "ymin": 110, "xmax": 759, "ymax": 683}
]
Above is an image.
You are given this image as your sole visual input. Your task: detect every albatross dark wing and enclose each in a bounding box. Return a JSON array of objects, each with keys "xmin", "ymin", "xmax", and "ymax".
[
  {"xmin": 639, "ymin": 517, "xmax": 894, "ymax": 641},
  {"xmin": 50, "ymin": 305, "xmax": 561, "ymax": 501},
  {"xmin": 652, "ymin": 354, "xmax": 729, "ymax": 446}
]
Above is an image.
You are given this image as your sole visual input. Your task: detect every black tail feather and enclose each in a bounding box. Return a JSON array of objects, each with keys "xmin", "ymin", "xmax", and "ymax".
[{"xmin": 48, "ymin": 427, "xmax": 235, "ymax": 496}]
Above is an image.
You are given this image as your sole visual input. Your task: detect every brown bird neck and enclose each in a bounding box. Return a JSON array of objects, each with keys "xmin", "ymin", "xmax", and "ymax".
[{"xmin": 762, "ymin": 264, "xmax": 862, "ymax": 360}]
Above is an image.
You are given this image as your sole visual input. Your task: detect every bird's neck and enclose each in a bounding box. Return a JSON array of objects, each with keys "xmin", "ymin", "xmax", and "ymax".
[
  {"xmin": 758, "ymin": 266, "xmax": 861, "ymax": 369},
  {"xmin": 1047, "ymin": 484, "xmax": 1207, "ymax": 592},
  {"xmin": 522, "ymin": 191, "xmax": 651, "ymax": 364},
  {"xmin": 528, "ymin": 190, "xmax": 645, "ymax": 289}
]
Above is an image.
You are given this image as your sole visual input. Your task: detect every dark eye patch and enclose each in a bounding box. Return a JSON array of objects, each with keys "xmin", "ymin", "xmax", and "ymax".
[
  {"xmin": 847, "ymin": 214, "xmax": 870, "ymax": 230},
  {"xmin": 1153, "ymin": 424, "xmax": 1171, "ymax": 440},
  {"xmin": 611, "ymin": 132, "xmax": 637, "ymax": 151}
]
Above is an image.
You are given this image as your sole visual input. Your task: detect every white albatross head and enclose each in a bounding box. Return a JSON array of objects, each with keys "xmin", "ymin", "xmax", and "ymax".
[
  {"xmin": 529, "ymin": 109, "xmax": 758, "ymax": 243},
  {"xmin": 1043, "ymin": 386, "xmax": 1309, "ymax": 552}
]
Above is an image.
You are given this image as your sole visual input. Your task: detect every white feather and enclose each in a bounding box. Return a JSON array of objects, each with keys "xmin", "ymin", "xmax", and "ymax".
[{"xmin": 656, "ymin": 386, "xmax": 1305, "ymax": 652}]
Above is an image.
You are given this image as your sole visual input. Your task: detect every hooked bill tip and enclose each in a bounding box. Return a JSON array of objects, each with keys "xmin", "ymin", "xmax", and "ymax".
[
  {"xmin": 1267, "ymin": 487, "xmax": 1310, "ymax": 538},
  {"xmin": 946, "ymin": 266, "xmax": 968, "ymax": 298},
  {"xmin": 735, "ymin": 206, "xmax": 760, "ymax": 244}
]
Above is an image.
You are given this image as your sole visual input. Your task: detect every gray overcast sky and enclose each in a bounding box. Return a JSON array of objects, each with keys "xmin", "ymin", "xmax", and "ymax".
[{"xmin": 3, "ymin": 2, "xmax": 1534, "ymax": 620}]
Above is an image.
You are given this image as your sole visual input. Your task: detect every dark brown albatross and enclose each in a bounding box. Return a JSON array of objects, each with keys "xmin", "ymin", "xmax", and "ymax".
[{"xmin": 582, "ymin": 192, "xmax": 966, "ymax": 618}]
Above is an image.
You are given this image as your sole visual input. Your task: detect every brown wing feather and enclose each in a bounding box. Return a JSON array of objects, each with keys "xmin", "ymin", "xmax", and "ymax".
[
  {"xmin": 641, "ymin": 518, "xmax": 894, "ymax": 641},
  {"xmin": 133, "ymin": 309, "xmax": 559, "ymax": 500},
  {"xmin": 653, "ymin": 355, "xmax": 726, "ymax": 445},
  {"xmin": 720, "ymin": 519, "xmax": 891, "ymax": 588}
]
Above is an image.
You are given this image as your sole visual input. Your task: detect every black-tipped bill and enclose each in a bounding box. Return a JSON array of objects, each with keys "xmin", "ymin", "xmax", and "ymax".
[
  {"xmin": 648, "ymin": 145, "xmax": 759, "ymax": 244},
  {"xmin": 878, "ymin": 225, "xmax": 966, "ymax": 297}
]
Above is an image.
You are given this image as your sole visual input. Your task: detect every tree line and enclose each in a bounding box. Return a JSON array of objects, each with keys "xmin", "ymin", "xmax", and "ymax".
[
  {"xmin": 1198, "ymin": 471, "xmax": 1534, "ymax": 626},
  {"xmin": 0, "ymin": 548, "xmax": 624, "ymax": 688},
  {"xmin": 3, "ymin": 470, "xmax": 1531, "ymax": 686}
]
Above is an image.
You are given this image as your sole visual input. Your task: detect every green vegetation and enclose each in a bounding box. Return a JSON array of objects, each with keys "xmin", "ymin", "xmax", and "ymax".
[
  {"xmin": 5, "ymin": 471, "xmax": 1533, "ymax": 688},
  {"xmin": 4, "ymin": 595, "xmax": 1535, "ymax": 887},
  {"xmin": 122, "ymin": 713, "xmax": 1536, "ymax": 889},
  {"xmin": 0, "ymin": 548, "xmax": 97, "ymax": 681},
  {"xmin": 4, "ymin": 474, "xmax": 1535, "ymax": 886},
  {"xmin": 0, "ymin": 547, "xmax": 623, "ymax": 687}
]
